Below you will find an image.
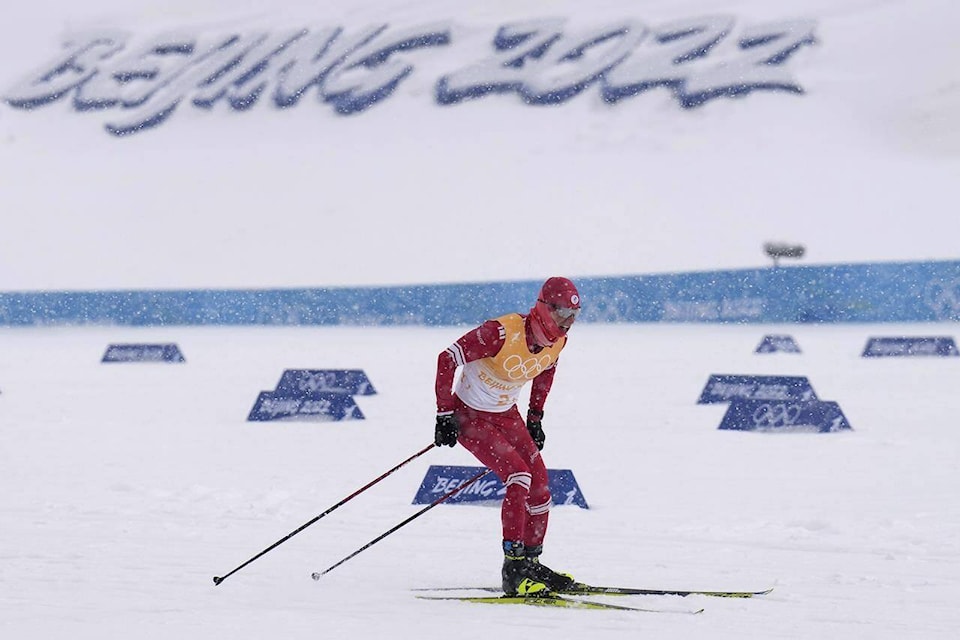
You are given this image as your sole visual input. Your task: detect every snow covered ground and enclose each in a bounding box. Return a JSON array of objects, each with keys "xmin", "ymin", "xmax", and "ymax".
[{"xmin": 2, "ymin": 322, "xmax": 959, "ymax": 638}]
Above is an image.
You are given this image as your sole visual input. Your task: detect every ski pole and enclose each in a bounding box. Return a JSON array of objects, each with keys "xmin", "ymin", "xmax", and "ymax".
[
  {"xmin": 312, "ymin": 468, "xmax": 493, "ymax": 579},
  {"xmin": 213, "ymin": 443, "xmax": 436, "ymax": 585}
]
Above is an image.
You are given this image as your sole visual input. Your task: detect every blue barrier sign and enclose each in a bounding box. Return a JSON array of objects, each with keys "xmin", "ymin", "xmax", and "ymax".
[
  {"xmin": 102, "ymin": 343, "xmax": 185, "ymax": 363},
  {"xmin": 719, "ymin": 399, "xmax": 852, "ymax": 433},
  {"xmin": 697, "ymin": 374, "xmax": 817, "ymax": 404},
  {"xmin": 6, "ymin": 260, "xmax": 960, "ymax": 327},
  {"xmin": 247, "ymin": 391, "xmax": 364, "ymax": 421},
  {"xmin": 862, "ymin": 337, "xmax": 959, "ymax": 357},
  {"xmin": 755, "ymin": 335, "xmax": 801, "ymax": 354},
  {"xmin": 274, "ymin": 369, "xmax": 377, "ymax": 396},
  {"xmin": 413, "ymin": 465, "xmax": 589, "ymax": 509}
]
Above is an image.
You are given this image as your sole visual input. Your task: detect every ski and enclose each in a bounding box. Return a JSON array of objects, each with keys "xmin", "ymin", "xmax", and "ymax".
[
  {"xmin": 414, "ymin": 583, "xmax": 772, "ymax": 599},
  {"xmin": 416, "ymin": 593, "xmax": 703, "ymax": 614},
  {"xmin": 563, "ymin": 582, "xmax": 773, "ymax": 598}
]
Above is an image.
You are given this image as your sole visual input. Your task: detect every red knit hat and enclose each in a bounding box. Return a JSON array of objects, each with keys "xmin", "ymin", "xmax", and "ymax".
[{"xmin": 529, "ymin": 277, "xmax": 581, "ymax": 345}]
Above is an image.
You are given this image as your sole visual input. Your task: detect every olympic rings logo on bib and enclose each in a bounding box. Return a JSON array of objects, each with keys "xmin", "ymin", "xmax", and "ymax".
[{"xmin": 502, "ymin": 354, "xmax": 553, "ymax": 380}]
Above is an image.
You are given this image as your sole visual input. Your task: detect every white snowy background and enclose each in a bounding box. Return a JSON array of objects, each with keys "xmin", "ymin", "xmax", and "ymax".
[
  {"xmin": 1, "ymin": 0, "xmax": 958, "ymax": 290},
  {"xmin": 1, "ymin": 0, "xmax": 959, "ymax": 638}
]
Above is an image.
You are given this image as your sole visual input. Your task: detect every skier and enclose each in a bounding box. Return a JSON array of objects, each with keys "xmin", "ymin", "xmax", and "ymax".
[{"xmin": 433, "ymin": 276, "xmax": 581, "ymax": 596}]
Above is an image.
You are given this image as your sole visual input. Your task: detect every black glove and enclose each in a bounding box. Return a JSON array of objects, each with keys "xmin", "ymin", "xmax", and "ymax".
[
  {"xmin": 435, "ymin": 414, "xmax": 459, "ymax": 447},
  {"xmin": 527, "ymin": 409, "xmax": 545, "ymax": 450}
]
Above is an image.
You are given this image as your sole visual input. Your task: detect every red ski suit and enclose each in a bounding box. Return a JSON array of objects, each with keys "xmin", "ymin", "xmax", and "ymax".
[{"xmin": 435, "ymin": 313, "xmax": 566, "ymax": 547}]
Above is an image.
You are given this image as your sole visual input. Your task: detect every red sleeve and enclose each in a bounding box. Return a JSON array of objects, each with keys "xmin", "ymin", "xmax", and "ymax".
[
  {"xmin": 528, "ymin": 364, "xmax": 557, "ymax": 415},
  {"xmin": 529, "ymin": 335, "xmax": 566, "ymax": 414},
  {"xmin": 436, "ymin": 320, "xmax": 505, "ymax": 414}
]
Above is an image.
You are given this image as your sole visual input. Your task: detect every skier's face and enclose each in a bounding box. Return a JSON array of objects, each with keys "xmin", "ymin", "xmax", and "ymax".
[{"xmin": 545, "ymin": 303, "xmax": 579, "ymax": 333}]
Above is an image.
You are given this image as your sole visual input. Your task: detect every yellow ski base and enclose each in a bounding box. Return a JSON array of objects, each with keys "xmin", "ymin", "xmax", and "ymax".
[{"xmin": 416, "ymin": 594, "xmax": 703, "ymax": 614}]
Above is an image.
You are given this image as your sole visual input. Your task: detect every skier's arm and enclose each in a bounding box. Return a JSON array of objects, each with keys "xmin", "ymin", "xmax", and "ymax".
[
  {"xmin": 528, "ymin": 363, "xmax": 557, "ymax": 415},
  {"xmin": 526, "ymin": 361, "xmax": 558, "ymax": 450},
  {"xmin": 435, "ymin": 320, "xmax": 505, "ymax": 414}
]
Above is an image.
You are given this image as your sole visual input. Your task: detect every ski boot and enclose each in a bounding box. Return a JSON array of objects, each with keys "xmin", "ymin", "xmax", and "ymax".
[
  {"xmin": 501, "ymin": 541, "xmax": 549, "ymax": 596},
  {"xmin": 523, "ymin": 544, "xmax": 575, "ymax": 592}
]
